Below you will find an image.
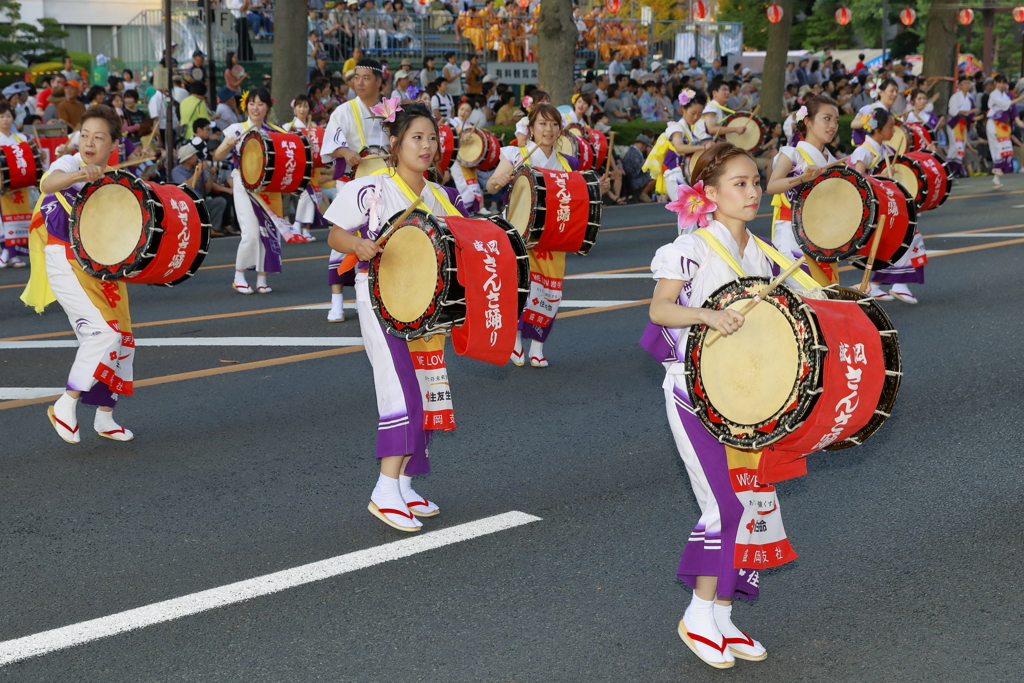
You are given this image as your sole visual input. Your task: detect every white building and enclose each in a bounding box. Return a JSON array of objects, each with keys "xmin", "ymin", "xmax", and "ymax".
[{"xmin": 20, "ymin": 0, "xmax": 161, "ymax": 54}]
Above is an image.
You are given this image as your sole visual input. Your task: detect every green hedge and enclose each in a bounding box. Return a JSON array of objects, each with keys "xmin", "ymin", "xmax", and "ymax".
[{"xmin": 488, "ymin": 120, "xmax": 668, "ymax": 147}]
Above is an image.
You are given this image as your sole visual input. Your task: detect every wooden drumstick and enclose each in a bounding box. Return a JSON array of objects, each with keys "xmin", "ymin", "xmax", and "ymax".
[
  {"xmin": 337, "ymin": 196, "xmax": 424, "ymax": 274},
  {"xmin": 858, "ymin": 213, "xmax": 888, "ymax": 293},
  {"xmin": 705, "ymin": 256, "xmax": 807, "ymax": 347},
  {"xmin": 513, "ymin": 142, "xmax": 540, "ymax": 171},
  {"xmin": 882, "ymin": 145, "xmax": 894, "ymax": 179},
  {"xmin": 71, "ymin": 156, "xmax": 156, "ymax": 181},
  {"xmin": 604, "ymin": 131, "xmax": 616, "ymax": 176}
]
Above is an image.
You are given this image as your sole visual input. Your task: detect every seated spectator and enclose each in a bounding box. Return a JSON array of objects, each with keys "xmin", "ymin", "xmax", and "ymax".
[
  {"xmin": 171, "ymin": 144, "xmax": 228, "ymax": 236},
  {"xmin": 419, "ymin": 56, "xmax": 438, "ymax": 89},
  {"xmin": 603, "ymin": 83, "xmax": 630, "ymax": 123},
  {"xmin": 638, "ymin": 80, "xmax": 658, "ymax": 122},
  {"xmin": 57, "ymin": 81, "xmax": 86, "ymax": 129},
  {"xmin": 309, "ymin": 52, "xmax": 330, "ymax": 84},
  {"xmin": 189, "ymin": 117, "xmax": 212, "ymax": 160},
  {"xmin": 122, "ymin": 69, "xmax": 138, "ymax": 92},
  {"xmin": 215, "ymin": 88, "xmax": 240, "ymax": 131},
  {"xmin": 621, "ymin": 133, "xmax": 655, "ymax": 202},
  {"xmin": 494, "ymin": 91, "xmax": 518, "ymax": 126},
  {"xmin": 85, "ymin": 85, "xmax": 106, "ymax": 109},
  {"xmin": 43, "ymin": 86, "xmax": 64, "ymax": 124}
]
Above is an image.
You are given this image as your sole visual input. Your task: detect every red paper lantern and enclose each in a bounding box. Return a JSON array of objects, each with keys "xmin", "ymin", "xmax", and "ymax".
[
  {"xmin": 959, "ymin": 8, "xmax": 974, "ymax": 25},
  {"xmin": 835, "ymin": 7, "xmax": 851, "ymax": 25},
  {"xmin": 606, "ymin": 0, "xmax": 620, "ymax": 13},
  {"xmin": 900, "ymin": 8, "xmax": 916, "ymax": 26},
  {"xmin": 693, "ymin": 0, "xmax": 708, "ymax": 20},
  {"xmin": 1013, "ymin": 6, "xmax": 1024, "ymax": 22},
  {"xmin": 766, "ymin": 3, "xmax": 784, "ymax": 23},
  {"xmin": 518, "ymin": 0, "xmax": 529, "ymax": 8}
]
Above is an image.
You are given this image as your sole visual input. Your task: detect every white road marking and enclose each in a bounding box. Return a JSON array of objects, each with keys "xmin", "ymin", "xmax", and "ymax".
[
  {"xmin": 290, "ymin": 303, "xmax": 358, "ymax": 310},
  {"xmin": 927, "ymin": 233, "xmax": 1024, "ymax": 238},
  {"xmin": 564, "ymin": 273, "xmax": 650, "ymax": 280},
  {"xmin": 0, "ymin": 338, "xmax": 365, "ymax": 349},
  {"xmin": 294, "ymin": 299, "xmax": 639, "ymax": 308},
  {"xmin": 0, "ymin": 511, "xmax": 542, "ymax": 667},
  {"xmin": 0, "ymin": 388, "xmax": 65, "ymax": 400}
]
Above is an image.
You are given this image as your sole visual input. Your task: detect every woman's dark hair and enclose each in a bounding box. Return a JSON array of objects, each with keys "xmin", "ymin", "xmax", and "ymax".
[
  {"xmin": 189, "ymin": 81, "xmax": 207, "ymax": 97},
  {"xmin": 810, "ymin": 60, "xmax": 820, "ymax": 73},
  {"xmin": 527, "ymin": 102, "xmax": 561, "ymax": 130},
  {"xmin": 0, "ymin": 102, "xmax": 12, "ymax": 117},
  {"xmin": 246, "ymin": 87, "xmax": 273, "ymax": 110},
  {"xmin": 878, "ymin": 78, "xmax": 897, "ymax": 95},
  {"xmin": 796, "ymin": 94, "xmax": 839, "ymax": 136},
  {"xmin": 499, "ymin": 90, "xmax": 515, "ymax": 106},
  {"xmin": 422, "ymin": 56, "xmax": 434, "ymax": 68},
  {"xmin": 81, "ymin": 104, "xmax": 122, "ymax": 138},
  {"xmin": 382, "ymin": 102, "xmax": 438, "ymax": 167},
  {"xmin": 107, "ymin": 75, "xmax": 122, "ymax": 91},
  {"xmin": 690, "ymin": 142, "xmax": 754, "ymax": 188},
  {"xmin": 293, "ymin": 93, "xmax": 313, "ymax": 108},
  {"xmin": 124, "ymin": 89, "xmax": 139, "ymax": 101},
  {"xmin": 226, "ymin": 52, "xmax": 237, "ymax": 66},
  {"xmin": 868, "ymin": 107, "xmax": 892, "ymax": 134},
  {"xmin": 123, "ymin": 68, "xmax": 134, "ymax": 80},
  {"xmin": 630, "ymin": 57, "xmax": 641, "ymax": 70},
  {"xmin": 994, "ymin": 73, "xmax": 1008, "ymax": 84},
  {"xmin": 425, "ymin": 82, "xmax": 438, "ymax": 98},
  {"xmin": 910, "ymin": 88, "xmax": 927, "ymax": 102},
  {"xmin": 23, "ymin": 114, "xmax": 40, "ymax": 126},
  {"xmin": 86, "ymin": 85, "xmax": 106, "ymax": 103},
  {"xmin": 681, "ymin": 89, "xmax": 708, "ymax": 109},
  {"xmin": 607, "ymin": 82, "xmax": 620, "ymax": 99}
]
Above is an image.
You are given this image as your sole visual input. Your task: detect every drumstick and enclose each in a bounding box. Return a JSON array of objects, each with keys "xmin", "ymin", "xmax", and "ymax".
[
  {"xmin": 337, "ymin": 197, "xmax": 425, "ymax": 274},
  {"xmin": 187, "ymin": 161, "xmax": 204, "ymax": 189},
  {"xmin": 513, "ymin": 142, "xmax": 540, "ymax": 171},
  {"xmin": 604, "ymin": 131, "xmax": 616, "ymax": 176},
  {"xmin": 882, "ymin": 145, "xmax": 894, "ymax": 179},
  {"xmin": 71, "ymin": 155, "xmax": 156, "ymax": 181},
  {"xmin": 705, "ymin": 256, "xmax": 807, "ymax": 348},
  {"xmin": 858, "ymin": 213, "xmax": 888, "ymax": 293}
]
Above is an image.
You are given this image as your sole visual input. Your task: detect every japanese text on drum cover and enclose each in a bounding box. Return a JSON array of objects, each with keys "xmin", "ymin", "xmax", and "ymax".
[
  {"xmin": 474, "ymin": 239, "xmax": 502, "ymax": 346},
  {"xmin": 552, "ymin": 172, "xmax": 572, "ymax": 233},
  {"xmin": 813, "ymin": 342, "xmax": 869, "ymax": 451}
]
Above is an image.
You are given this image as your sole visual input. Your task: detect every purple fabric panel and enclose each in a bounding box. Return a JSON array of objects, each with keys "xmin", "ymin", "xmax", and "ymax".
[
  {"xmin": 246, "ymin": 193, "xmax": 283, "ymax": 273},
  {"xmin": 378, "ymin": 328, "xmax": 433, "ymax": 475},
  {"xmin": 947, "ymin": 160, "xmax": 967, "ymax": 177},
  {"xmin": 78, "ymin": 383, "xmax": 117, "ymax": 408},
  {"xmin": 307, "ymin": 186, "xmax": 330, "ymax": 229},
  {"xmin": 333, "ymin": 160, "xmax": 348, "ymax": 180},
  {"xmin": 672, "ymin": 387, "xmax": 756, "ymax": 601},
  {"xmin": 328, "ymin": 262, "xmax": 356, "ymax": 287},
  {"xmin": 1, "ymin": 239, "xmax": 28, "ymax": 258},
  {"xmin": 873, "ymin": 266, "xmax": 925, "ymax": 285},
  {"xmin": 992, "ymin": 105, "xmax": 1019, "ymax": 125},
  {"xmin": 41, "ymin": 191, "xmax": 77, "ymax": 243},
  {"xmin": 639, "ymin": 321, "xmax": 675, "ymax": 364},
  {"xmin": 664, "ymin": 150, "xmax": 679, "ymax": 170},
  {"xmin": 518, "ymin": 316, "xmax": 554, "ymax": 343},
  {"xmin": 852, "ymin": 129, "xmax": 866, "ymax": 146},
  {"xmin": 992, "ymin": 158, "xmax": 1015, "ymax": 174},
  {"xmin": 442, "ymin": 186, "xmax": 470, "ymax": 217},
  {"xmin": 565, "ymin": 154, "xmax": 580, "ymax": 172}
]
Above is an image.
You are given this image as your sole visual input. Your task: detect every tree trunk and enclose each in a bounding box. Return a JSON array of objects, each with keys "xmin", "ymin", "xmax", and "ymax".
[
  {"xmin": 760, "ymin": 0, "xmax": 794, "ymax": 122},
  {"xmin": 271, "ymin": 0, "xmax": 307, "ymax": 124},
  {"xmin": 922, "ymin": 7, "xmax": 958, "ymax": 117},
  {"xmin": 536, "ymin": 0, "xmax": 577, "ymax": 106}
]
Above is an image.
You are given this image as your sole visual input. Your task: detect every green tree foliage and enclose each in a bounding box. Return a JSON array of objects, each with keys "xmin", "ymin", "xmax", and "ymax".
[
  {"xmin": 0, "ymin": 1, "xmax": 68, "ymax": 66},
  {"xmin": 803, "ymin": 0, "xmax": 855, "ymax": 49},
  {"xmin": 717, "ymin": 0, "xmax": 814, "ymax": 52}
]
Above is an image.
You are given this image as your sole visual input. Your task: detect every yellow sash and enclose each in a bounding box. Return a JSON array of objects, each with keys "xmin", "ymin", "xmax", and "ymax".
[
  {"xmin": 350, "ymin": 98, "xmax": 367, "ymax": 149},
  {"xmin": 694, "ymin": 228, "xmax": 818, "ymax": 290},
  {"xmin": 520, "ymin": 146, "xmax": 573, "ymax": 172},
  {"xmin": 384, "ymin": 169, "xmax": 461, "ymax": 216},
  {"xmin": 770, "ymin": 145, "xmax": 818, "ymax": 228}
]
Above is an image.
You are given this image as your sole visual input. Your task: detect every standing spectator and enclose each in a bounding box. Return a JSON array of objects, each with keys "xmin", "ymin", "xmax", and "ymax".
[
  {"xmin": 171, "ymin": 76, "xmax": 189, "ymax": 104},
  {"xmin": 891, "ymin": 63, "xmax": 908, "ymax": 114},
  {"xmin": 852, "ymin": 54, "xmax": 867, "ymax": 74},
  {"xmin": 431, "ymin": 77, "xmax": 454, "ymax": 119},
  {"xmin": 223, "ymin": 52, "xmax": 246, "ymax": 97},
  {"xmin": 180, "ymin": 82, "xmax": 213, "ymax": 138},
  {"xmin": 807, "ymin": 60, "xmax": 822, "ymax": 86},
  {"xmin": 307, "ymin": 29, "xmax": 322, "ymax": 80},
  {"xmin": 784, "ymin": 61, "xmax": 798, "ymax": 87},
  {"xmin": 60, "ymin": 56, "xmax": 80, "ymax": 84},
  {"xmin": 419, "ymin": 56, "xmax": 438, "ymax": 89},
  {"xmin": 392, "ymin": 0, "xmax": 416, "ymax": 48},
  {"xmin": 464, "ymin": 54, "xmax": 483, "ymax": 95},
  {"xmin": 227, "ymin": 0, "xmax": 254, "ymax": 61},
  {"xmin": 215, "ymin": 89, "xmax": 240, "ymax": 131},
  {"xmin": 621, "ymin": 133, "xmax": 654, "ymax": 202},
  {"xmin": 122, "ymin": 69, "xmax": 137, "ymax": 92},
  {"xmin": 343, "ymin": 46, "xmax": 362, "ymax": 75},
  {"xmin": 122, "ymin": 90, "xmax": 145, "ymax": 142},
  {"xmin": 171, "ymin": 145, "xmax": 228, "ymax": 236},
  {"xmin": 638, "ymin": 81, "xmax": 658, "ymax": 122},
  {"xmin": 608, "ymin": 50, "xmax": 626, "ymax": 79},
  {"xmin": 148, "ymin": 86, "xmax": 179, "ymax": 135},
  {"xmin": 794, "ymin": 58, "xmax": 809, "ymax": 87},
  {"xmin": 309, "ymin": 53, "xmax": 330, "ymax": 84},
  {"xmin": 57, "ymin": 81, "xmax": 86, "ymax": 129},
  {"xmin": 338, "ymin": 0, "xmax": 359, "ymax": 54},
  {"xmin": 191, "ymin": 50, "xmax": 209, "ymax": 85},
  {"xmin": 629, "ymin": 58, "xmax": 647, "ymax": 81},
  {"xmin": 442, "ymin": 52, "xmax": 463, "ymax": 97}
]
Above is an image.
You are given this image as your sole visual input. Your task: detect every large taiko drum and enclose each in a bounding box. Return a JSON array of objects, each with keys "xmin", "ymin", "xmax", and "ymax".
[
  {"xmin": 298, "ymin": 125, "xmax": 327, "ymax": 169},
  {"xmin": 889, "ymin": 150, "xmax": 953, "ymax": 212},
  {"xmin": 0, "ymin": 141, "xmax": 43, "ymax": 192},
  {"xmin": 368, "ymin": 210, "xmax": 529, "ymax": 363},
  {"xmin": 338, "ymin": 145, "xmax": 391, "ymax": 182},
  {"xmin": 721, "ymin": 112, "xmax": 770, "ymax": 155},
  {"xmin": 791, "ymin": 165, "xmax": 916, "ymax": 270},
  {"xmin": 457, "ymin": 128, "xmax": 501, "ymax": 171},
  {"xmin": 437, "ymin": 123, "xmax": 459, "ymax": 173},
  {"xmin": 505, "ymin": 166, "xmax": 603, "ymax": 255},
  {"xmin": 685, "ymin": 278, "xmax": 901, "ymax": 452},
  {"xmin": 682, "ymin": 149, "xmax": 704, "ymax": 184},
  {"xmin": 240, "ymin": 128, "xmax": 313, "ymax": 193},
  {"xmin": 888, "ymin": 121, "xmax": 910, "ymax": 156},
  {"xmin": 585, "ymin": 127, "xmax": 609, "ymax": 171},
  {"xmin": 554, "ymin": 132, "xmax": 594, "ymax": 171},
  {"xmin": 903, "ymin": 122, "xmax": 933, "ymax": 152},
  {"xmin": 69, "ymin": 170, "xmax": 212, "ymax": 286}
]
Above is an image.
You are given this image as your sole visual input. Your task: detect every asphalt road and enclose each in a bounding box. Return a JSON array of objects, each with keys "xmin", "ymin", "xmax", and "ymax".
[{"xmin": 1, "ymin": 174, "xmax": 1023, "ymax": 682}]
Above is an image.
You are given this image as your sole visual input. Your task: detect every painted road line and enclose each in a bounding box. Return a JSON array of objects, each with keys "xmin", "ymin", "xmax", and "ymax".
[
  {"xmin": 0, "ymin": 388, "xmax": 65, "ymax": 400},
  {"xmin": 0, "ymin": 511, "xmax": 542, "ymax": 667},
  {"xmin": 929, "ymin": 233, "xmax": 1024, "ymax": 238},
  {"xmin": 565, "ymin": 273, "xmax": 651, "ymax": 280},
  {"xmin": 0, "ymin": 338, "xmax": 365, "ymax": 350}
]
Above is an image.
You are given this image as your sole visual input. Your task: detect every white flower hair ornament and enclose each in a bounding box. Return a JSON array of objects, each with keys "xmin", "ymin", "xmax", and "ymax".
[
  {"xmin": 869, "ymin": 78, "xmax": 884, "ymax": 100},
  {"xmin": 797, "ymin": 105, "xmax": 808, "ymax": 121},
  {"xmin": 678, "ymin": 88, "xmax": 696, "ymax": 106}
]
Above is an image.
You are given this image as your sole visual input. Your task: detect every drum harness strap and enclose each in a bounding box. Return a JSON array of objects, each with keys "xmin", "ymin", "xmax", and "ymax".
[
  {"xmin": 519, "ymin": 147, "xmax": 573, "ymax": 172},
  {"xmin": 770, "ymin": 145, "xmax": 818, "ymax": 227},
  {"xmin": 694, "ymin": 228, "xmax": 818, "ymax": 291},
  {"xmin": 349, "ymin": 99, "xmax": 367, "ymax": 149}
]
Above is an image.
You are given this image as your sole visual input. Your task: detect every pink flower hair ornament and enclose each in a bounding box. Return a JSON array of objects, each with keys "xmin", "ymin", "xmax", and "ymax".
[
  {"xmin": 369, "ymin": 94, "xmax": 403, "ymax": 122},
  {"xmin": 796, "ymin": 105, "xmax": 808, "ymax": 120},
  {"xmin": 678, "ymin": 88, "xmax": 696, "ymax": 106},
  {"xmin": 666, "ymin": 180, "xmax": 717, "ymax": 230}
]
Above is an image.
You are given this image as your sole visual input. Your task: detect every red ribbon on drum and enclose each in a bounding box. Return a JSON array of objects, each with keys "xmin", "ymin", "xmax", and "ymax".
[{"xmin": 444, "ymin": 216, "xmax": 520, "ymax": 366}]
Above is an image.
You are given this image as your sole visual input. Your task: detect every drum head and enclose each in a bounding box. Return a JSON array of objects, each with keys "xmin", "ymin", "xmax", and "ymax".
[
  {"xmin": 801, "ymin": 177, "xmax": 864, "ymax": 249},
  {"xmin": 891, "ymin": 163, "xmax": 920, "ymax": 198},
  {"xmin": 688, "ymin": 150, "xmax": 702, "ymax": 173},
  {"xmin": 555, "ymin": 135, "xmax": 576, "ymax": 157},
  {"xmin": 77, "ymin": 184, "xmax": 143, "ymax": 266},
  {"xmin": 458, "ymin": 133, "xmax": 483, "ymax": 164},
  {"xmin": 890, "ymin": 126, "xmax": 908, "ymax": 155},
  {"xmin": 724, "ymin": 116, "xmax": 761, "ymax": 151},
  {"xmin": 241, "ymin": 137, "xmax": 265, "ymax": 187},
  {"xmin": 699, "ymin": 301, "xmax": 801, "ymax": 425},
  {"xmin": 506, "ymin": 174, "xmax": 534, "ymax": 238},
  {"xmin": 378, "ymin": 226, "xmax": 440, "ymax": 323},
  {"xmin": 355, "ymin": 155, "xmax": 389, "ymax": 179}
]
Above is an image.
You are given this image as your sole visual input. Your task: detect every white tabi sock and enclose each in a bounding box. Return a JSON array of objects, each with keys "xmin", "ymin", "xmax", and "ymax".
[
  {"xmin": 529, "ymin": 340, "xmax": 548, "ymax": 367},
  {"xmin": 256, "ymin": 274, "xmax": 268, "ymax": 289},
  {"xmin": 399, "ymin": 474, "xmax": 440, "ymax": 516},
  {"xmin": 330, "ymin": 293, "xmax": 344, "ymax": 315},
  {"xmin": 371, "ymin": 473, "xmax": 421, "ymax": 528},
  {"xmin": 680, "ymin": 594, "xmax": 733, "ymax": 667},
  {"xmin": 233, "ymin": 271, "xmax": 249, "ymax": 287},
  {"xmin": 50, "ymin": 392, "xmax": 80, "ymax": 443},
  {"xmin": 890, "ymin": 283, "xmax": 913, "ymax": 297},
  {"xmin": 94, "ymin": 409, "xmax": 134, "ymax": 441},
  {"xmin": 713, "ymin": 603, "xmax": 767, "ymax": 661}
]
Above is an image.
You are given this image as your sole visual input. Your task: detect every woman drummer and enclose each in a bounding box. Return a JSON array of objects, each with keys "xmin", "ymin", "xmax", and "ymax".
[
  {"xmin": 646, "ymin": 142, "xmax": 814, "ymax": 669},
  {"xmin": 485, "ymin": 102, "xmax": 608, "ymax": 368},
  {"xmin": 447, "ymin": 97, "xmax": 485, "ymax": 215},
  {"xmin": 325, "ymin": 102, "xmax": 467, "ymax": 533},
  {"xmin": 561, "ymin": 93, "xmax": 594, "ymax": 128},
  {"xmin": 645, "ymin": 88, "xmax": 711, "ymax": 205},
  {"xmin": 766, "ymin": 94, "xmax": 840, "ymax": 285},
  {"xmin": 283, "ymin": 94, "xmax": 326, "ymax": 243},
  {"xmin": 211, "ymin": 87, "xmax": 289, "ymax": 295},
  {"xmin": 0, "ymin": 102, "xmax": 32, "ymax": 268},
  {"xmin": 849, "ymin": 77, "xmax": 898, "ymax": 146},
  {"xmin": 848, "ymin": 108, "xmax": 927, "ymax": 303},
  {"xmin": 39, "ymin": 106, "xmax": 135, "ymax": 443}
]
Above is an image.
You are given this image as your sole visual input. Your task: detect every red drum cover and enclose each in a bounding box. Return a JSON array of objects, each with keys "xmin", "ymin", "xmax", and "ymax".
[
  {"xmin": 0, "ymin": 142, "xmax": 41, "ymax": 191},
  {"xmin": 904, "ymin": 122, "xmax": 933, "ymax": 152},
  {"xmin": 532, "ymin": 168, "xmax": 591, "ymax": 253},
  {"xmin": 900, "ymin": 150, "xmax": 950, "ymax": 212},
  {"xmin": 125, "ymin": 183, "xmax": 205, "ymax": 284},
  {"xmin": 301, "ymin": 126, "xmax": 327, "ymax": 168},
  {"xmin": 586, "ymin": 127, "xmax": 609, "ymax": 171},
  {"xmin": 438, "ymin": 123, "xmax": 456, "ymax": 172}
]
